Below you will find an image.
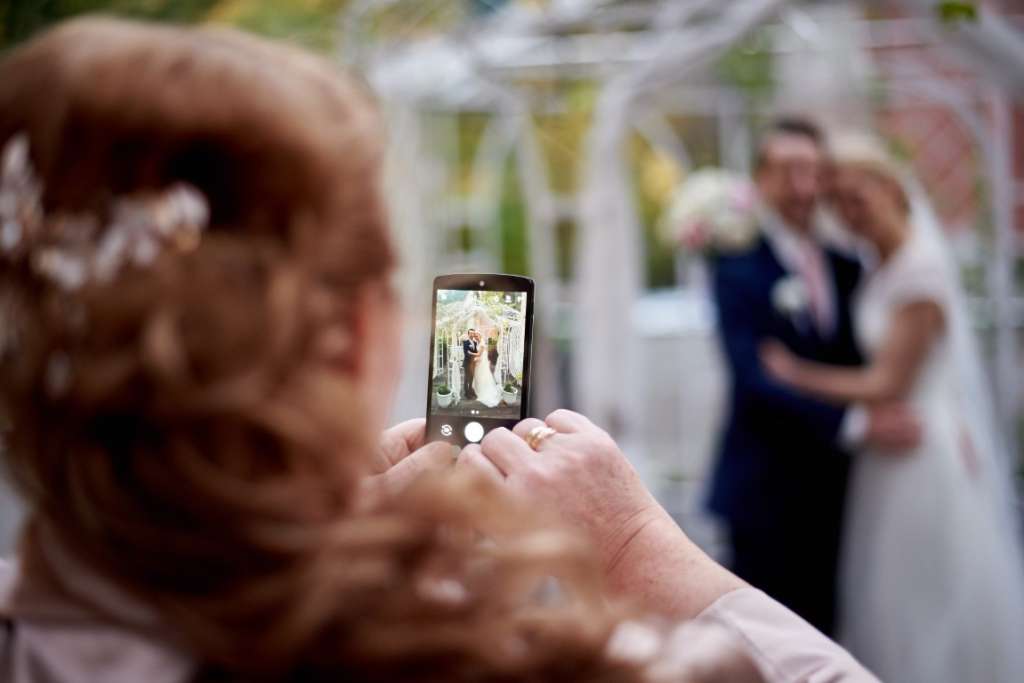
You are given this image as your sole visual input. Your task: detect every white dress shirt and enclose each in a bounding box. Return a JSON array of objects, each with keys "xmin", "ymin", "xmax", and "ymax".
[{"xmin": 759, "ymin": 207, "xmax": 836, "ymax": 338}]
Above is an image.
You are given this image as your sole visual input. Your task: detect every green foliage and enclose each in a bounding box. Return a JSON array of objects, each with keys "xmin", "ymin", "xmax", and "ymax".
[
  {"xmin": 960, "ymin": 262, "xmax": 987, "ymax": 299},
  {"xmin": 475, "ymin": 290, "xmax": 521, "ymax": 311},
  {"xmin": 0, "ymin": 0, "xmax": 352, "ymax": 52},
  {"xmin": 937, "ymin": 1, "xmax": 978, "ymax": 24},
  {"xmin": 453, "ymin": 113, "xmax": 490, "ymax": 190},
  {"xmin": 210, "ymin": 0, "xmax": 350, "ymax": 53},
  {"xmin": 715, "ymin": 29, "xmax": 775, "ymax": 103},
  {"xmin": 499, "ymin": 158, "xmax": 530, "ymax": 277},
  {"xmin": 436, "ymin": 290, "xmax": 525, "ymax": 330},
  {"xmin": 1, "ymin": 0, "xmax": 220, "ymax": 47},
  {"xmin": 503, "ymin": 381, "xmax": 518, "ymax": 393},
  {"xmin": 663, "ymin": 470, "xmax": 687, "ymax": 484},
  {"xmin": 555, "ymin": 218, "xmax": 576, "ymax": 282},
  {"xmin": 358, "ymin": 1, "xmax": 465, "ymax": 50},
  {"xmin": 630, "ymin": 134, "xmax": 679, "ymax": 289},
  {"xmin": 451, "ymin": 224, "xmax": 476, "ymax": 254},
  {"xmin": 532, "ymin": 84, "xmax": 595, "ymax": 195},
  {"xmin": 436, "ymin": 384, "xmax": 451, "ymax": 395}
]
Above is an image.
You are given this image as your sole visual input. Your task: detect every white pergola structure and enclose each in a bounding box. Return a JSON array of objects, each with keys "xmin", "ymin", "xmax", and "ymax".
[{"xmin": 343, "ymin": 1, "xmax": 1024, "ymax": 479}]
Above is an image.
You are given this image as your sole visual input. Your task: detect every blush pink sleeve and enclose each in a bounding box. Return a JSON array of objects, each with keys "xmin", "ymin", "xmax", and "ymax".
[{"xmin": 693, "ymin": 588, "xmax": 879, "ymax": 683}]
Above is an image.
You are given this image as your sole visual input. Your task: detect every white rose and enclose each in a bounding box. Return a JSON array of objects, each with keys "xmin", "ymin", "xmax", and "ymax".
[
  {"xmin": 664, "ymin": 169, "xmax": 760, "ymax": 256},
  {"xmin": 713, "ymin": 214, "xmax": 759, "ymax": 252}
]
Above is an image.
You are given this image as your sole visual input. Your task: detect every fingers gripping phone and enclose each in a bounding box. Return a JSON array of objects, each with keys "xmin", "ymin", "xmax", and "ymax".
[{"xmin": 426, "ymin": 274, "xmax": 534, "ymax": 447}]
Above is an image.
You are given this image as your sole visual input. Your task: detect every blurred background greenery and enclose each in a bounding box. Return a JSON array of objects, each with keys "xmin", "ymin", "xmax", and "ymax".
[
  {"xmin": 2, "ymin": 0, "xmax": 348, "ymax": 52},
  {"xmin": 0, "ymin": 0, "xmax": 780, "ymax": 290}
]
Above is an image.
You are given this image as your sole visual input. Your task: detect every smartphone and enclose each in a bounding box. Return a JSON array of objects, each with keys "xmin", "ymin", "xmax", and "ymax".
[{"xmin": 426, "ymin": 274, "xmax": 534, "ymax": 446}]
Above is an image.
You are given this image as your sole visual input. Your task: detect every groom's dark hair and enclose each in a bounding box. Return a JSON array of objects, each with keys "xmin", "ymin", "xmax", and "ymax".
[{"xmin": 755, "ymin": 117, "xmax": 824, "ymax": 171}]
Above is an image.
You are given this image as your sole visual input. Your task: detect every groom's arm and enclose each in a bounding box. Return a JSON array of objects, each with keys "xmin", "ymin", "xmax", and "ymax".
[{"xmin": 713, "ymin": 261, "xmax": 849, "ymax": 448}]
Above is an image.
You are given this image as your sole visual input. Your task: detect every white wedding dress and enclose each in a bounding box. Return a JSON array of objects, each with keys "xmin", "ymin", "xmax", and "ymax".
[
  {"xmin": 472, "ymin": 349, "xmax": 502, "ymax": 408},
  {"xmin": 841, "ymin": 222, "xmax": 1024, "ymax": 682}
]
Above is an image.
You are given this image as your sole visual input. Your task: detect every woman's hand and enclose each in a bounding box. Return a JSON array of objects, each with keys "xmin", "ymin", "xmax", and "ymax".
[
  {"xmin": 457, "ymin": 410, "xmax": 744, "ymax": 618},
  {"xmin": 363, "ymin": 419, "xmax": 456, "ymax": 499},
  {"xmin": 760, "ymin": 340, "xmax": 801, "ymax": 384},
  {"xmin": 458, "ymin": 410, "xmax": 661, "ymax": 572}
]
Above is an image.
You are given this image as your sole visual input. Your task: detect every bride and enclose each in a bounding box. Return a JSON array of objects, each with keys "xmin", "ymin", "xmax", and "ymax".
[
  {"xmin": 470, "ymin": 330, "xmax": 502, "ymax": 408},
  {"xmin": 762, "ymin": 133, "xmax": 1024, "ymax": 682}
]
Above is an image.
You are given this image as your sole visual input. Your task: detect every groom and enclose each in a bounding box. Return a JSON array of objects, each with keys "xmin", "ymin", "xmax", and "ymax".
[
  {"xmin": 707, "ymin": 118, "xmax": 920, "ymax": 636},
  {"xmin": 462, "ymin": 329, "xmax": 479, "ymax": 401}
]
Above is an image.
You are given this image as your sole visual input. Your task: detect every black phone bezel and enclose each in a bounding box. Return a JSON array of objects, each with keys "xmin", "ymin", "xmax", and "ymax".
[{"xmin": 425, "ymin": 274, "xmax": 535, "ymax": 446}]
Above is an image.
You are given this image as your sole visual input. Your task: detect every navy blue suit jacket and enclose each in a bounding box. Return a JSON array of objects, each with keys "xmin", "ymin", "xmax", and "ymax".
[{"xmin": 707, "ymin": 236, "xmax": 863, "ymax": 531}]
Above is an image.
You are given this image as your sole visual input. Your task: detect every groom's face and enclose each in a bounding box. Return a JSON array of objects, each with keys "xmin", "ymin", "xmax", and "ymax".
[{"xmin": 756, "ymin": 134, "xmax": 824, "ymax": 234}]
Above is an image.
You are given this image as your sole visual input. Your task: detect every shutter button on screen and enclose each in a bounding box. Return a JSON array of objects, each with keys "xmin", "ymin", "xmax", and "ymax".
[{"xmin": 464, "ymin": 421, "xmax": 484, "ymax": 443}]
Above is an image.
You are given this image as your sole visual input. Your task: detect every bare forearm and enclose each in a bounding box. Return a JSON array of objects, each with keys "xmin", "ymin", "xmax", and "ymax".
[
  {"xmin": 605, "ymin": 508, "xmax": 746, "ymax": 620},
  {"xmin": 789, "ymin": 303, "xmax": 942, "ymax": 404},
  {"xmin": 788, "ymin": 363, "xmax": 894, "ymax": 404}
]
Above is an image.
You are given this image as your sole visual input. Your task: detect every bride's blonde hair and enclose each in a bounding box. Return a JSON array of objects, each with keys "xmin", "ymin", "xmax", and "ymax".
[
  {"xmin": 828, "ymin": 131, "xmax": 911, "ymax": 213},
  {"xmin": 0, "ymin": 18, "xmax": 640, "ymax": 680}
]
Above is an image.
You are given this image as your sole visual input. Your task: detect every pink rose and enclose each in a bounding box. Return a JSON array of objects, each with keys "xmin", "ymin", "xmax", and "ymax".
[{"xmin": 681, "ymin": 220, "xmax": 710, "ymax": 250}]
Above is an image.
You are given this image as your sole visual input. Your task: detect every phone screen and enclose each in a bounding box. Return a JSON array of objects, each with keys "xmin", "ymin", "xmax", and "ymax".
[{"xmin": 426, "ymin": 274, "xmax": 534, "ymax": 446}]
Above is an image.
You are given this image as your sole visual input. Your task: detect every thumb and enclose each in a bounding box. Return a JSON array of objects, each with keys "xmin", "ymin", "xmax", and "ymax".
[
  {"xmin": 379, "ymin": 441, "xmax": 457, "ymax": 492},
  {"xmin": 375, "ymin": 418, "xmax": 428, "ymax": 471}
]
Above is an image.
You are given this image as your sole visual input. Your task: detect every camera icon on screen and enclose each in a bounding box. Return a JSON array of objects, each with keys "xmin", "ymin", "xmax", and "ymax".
[{"xmin": 440, "ymin": 424, "xmax": 453, "ymax": 437}]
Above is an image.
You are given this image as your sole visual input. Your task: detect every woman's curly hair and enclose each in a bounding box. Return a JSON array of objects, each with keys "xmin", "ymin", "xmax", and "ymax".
[{"xmin": 0, "ymin": 18, "xmax": 642, "ymax": 681}]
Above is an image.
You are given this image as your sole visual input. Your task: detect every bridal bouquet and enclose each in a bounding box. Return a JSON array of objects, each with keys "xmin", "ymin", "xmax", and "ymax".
[{"xmin": 661, "ymin": 169, "xmax": 760, "ymax": 257}]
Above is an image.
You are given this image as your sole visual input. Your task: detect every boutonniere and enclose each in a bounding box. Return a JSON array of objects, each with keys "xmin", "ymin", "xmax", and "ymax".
[{"xmin": 771, "ymin": 276, "xmax": 808, "ymax": 323}]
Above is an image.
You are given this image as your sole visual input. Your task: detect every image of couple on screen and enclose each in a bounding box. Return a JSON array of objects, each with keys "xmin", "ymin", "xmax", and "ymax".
[
  {"xmin": 433, "ymin": 289, "xmax": 526, "ymax": 419},
  {"xmin": 461, "ymin": 328, "xmax": 502, "ymax": 408}
]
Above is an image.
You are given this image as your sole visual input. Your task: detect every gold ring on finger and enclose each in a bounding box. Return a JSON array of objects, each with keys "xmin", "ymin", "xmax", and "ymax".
[{"xmin": 525, "ymin": 425, "xmax": 557, "ymax": 451}]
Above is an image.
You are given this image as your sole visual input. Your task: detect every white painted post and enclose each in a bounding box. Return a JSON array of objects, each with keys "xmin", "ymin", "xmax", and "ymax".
[{"xmin": 988, "ymin": 91, "xmax": 1019, "ymax": 456}]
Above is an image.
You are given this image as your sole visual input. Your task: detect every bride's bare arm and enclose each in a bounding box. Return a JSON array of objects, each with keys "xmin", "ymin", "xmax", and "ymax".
[{"xmin": 763, "ymin": 301, "xmax": 944, "ymax": 404}]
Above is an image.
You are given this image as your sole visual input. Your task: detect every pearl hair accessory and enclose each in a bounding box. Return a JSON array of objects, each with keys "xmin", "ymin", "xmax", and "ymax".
[
  {"xmin": 0, "ymin": 132, "xmax": 211, "ymax": 397},
  {"xmin": 0, "ymin": 132, "xmax": 209, "ymax": 291}
]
